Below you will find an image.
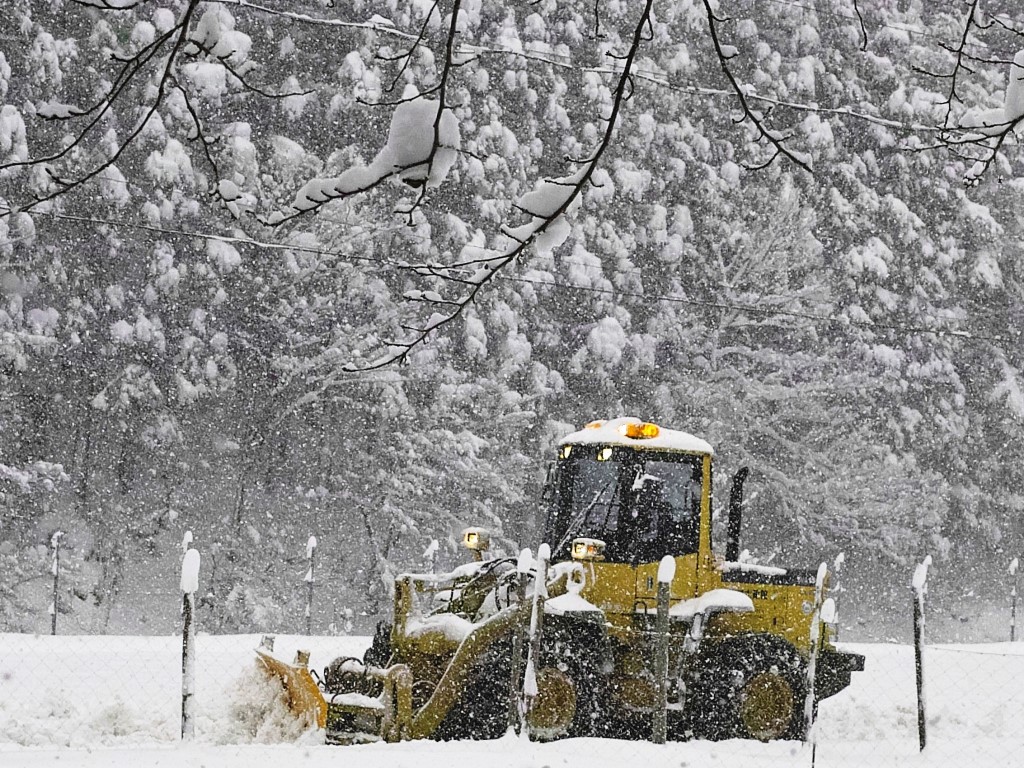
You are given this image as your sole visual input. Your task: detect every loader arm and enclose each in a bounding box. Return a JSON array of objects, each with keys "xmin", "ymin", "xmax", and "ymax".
[{"xmin": 407, "ymin": 601, "xmax": 528, "ymax": 739}]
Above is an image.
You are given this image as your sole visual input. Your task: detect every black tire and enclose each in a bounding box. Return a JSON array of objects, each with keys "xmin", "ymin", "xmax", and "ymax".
[
  {"xmin": 534, "ymin": 616, "xmax": 608, "ymax": 739},
  {"xmin": 437, "ymin": 616, "xmax": 608, "ymax": 742},
  {"xmin": 435, "ymin": 636, "xmax": 513, "ymax": 741},
  {"xmin": 687, "ymin": 634, "xmax": 807, "ymax": 742}
]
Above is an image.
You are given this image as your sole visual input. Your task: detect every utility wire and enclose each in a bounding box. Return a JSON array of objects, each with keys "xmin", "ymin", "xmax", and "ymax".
[{"xmin": 39, "ymin": 211, "xmax": 1016, "ymax": 346}]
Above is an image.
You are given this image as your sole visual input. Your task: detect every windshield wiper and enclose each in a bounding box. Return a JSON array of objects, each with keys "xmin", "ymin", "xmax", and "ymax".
[{"xmin": 555, "ymin": 473, "xmax": 621, "ymax": 555}]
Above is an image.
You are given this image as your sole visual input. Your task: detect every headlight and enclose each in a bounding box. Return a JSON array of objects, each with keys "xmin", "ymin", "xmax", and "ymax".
[
  {"xmin": 571, "ymin": 537, "xmax": 606, "ymax": 561},
  {"xmin": 461, "ymin": 527, "xmax": 491, "ymax": 553}
]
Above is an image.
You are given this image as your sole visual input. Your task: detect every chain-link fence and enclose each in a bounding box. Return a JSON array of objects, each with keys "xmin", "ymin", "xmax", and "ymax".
[{"xmin": 2, "ymin": 550, "xmax": 1023, "ymax": 768}]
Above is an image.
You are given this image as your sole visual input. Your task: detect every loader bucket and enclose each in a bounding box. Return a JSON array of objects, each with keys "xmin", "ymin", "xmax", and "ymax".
[{"xmin": 256, "ymin": 648, "xmax": 328, "ymax": 729}]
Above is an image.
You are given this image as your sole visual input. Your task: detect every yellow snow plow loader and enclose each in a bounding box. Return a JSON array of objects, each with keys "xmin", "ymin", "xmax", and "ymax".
[{"xmin": 257, "ymin": 417, "xmax": 863, "ymax": 743}]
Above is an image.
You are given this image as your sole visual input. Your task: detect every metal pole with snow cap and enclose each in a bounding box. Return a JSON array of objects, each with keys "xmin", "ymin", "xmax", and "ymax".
[
  {"xmin": 509, "ymin": 547, "xmax": 533, "ymax": 734},
  {"xmin": 180, "ymin": 545, "xmax": 201, "ymax": 741},
  {"xmin": 832, "ymin": 552, "xmax": 845, "ymax": 641},
  {"xmin": 652, "ymin": 554, "xmax": 675, "ymax": 744},
  {"xmin": 1010, "ymin": 557, "xmax": 1019, "ymax": 642},
  {"xmin": 305, "ymin": 535, "xmax": 317, "ymax": 636},
  {"xmin": 49, "ymin": 531, "xmax": 63, "ymax": 636},
  {"xmin": 803, "ymin": 561, "xmax": 828, "ymax": 761},
  {"xmin": 424, "ymin": 538, "xmax": 439, "ymax": 573},
  {"xmin": 521, "ymin": 543, "xmax": 550, "ymax": 741},
  {"xmin": 912, "ymin": 554, "xmax": 932, "ymax": 752}
]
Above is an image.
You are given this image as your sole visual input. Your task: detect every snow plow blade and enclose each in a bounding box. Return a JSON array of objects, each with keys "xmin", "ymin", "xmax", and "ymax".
[{"xmin": 256, "ymin": 646, "xmax": 328, "ymax": 729}]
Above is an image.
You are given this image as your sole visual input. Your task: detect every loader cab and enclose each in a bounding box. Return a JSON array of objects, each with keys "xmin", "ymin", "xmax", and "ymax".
[{"xmin": 543, "ymin": 418, "xmax": 714, "ymax": 570}]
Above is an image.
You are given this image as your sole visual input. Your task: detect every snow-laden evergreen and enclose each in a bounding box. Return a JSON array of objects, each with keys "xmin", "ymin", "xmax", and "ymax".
[{"xmin": 1, "ymin": 1, "xmax": 1024, "ymax": 635}]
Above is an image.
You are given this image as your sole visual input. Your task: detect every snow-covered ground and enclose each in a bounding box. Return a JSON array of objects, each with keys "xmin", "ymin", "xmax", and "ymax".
[{"xmin": 2, "ymin": 633, "xmax": 1022, "ymax": 767}]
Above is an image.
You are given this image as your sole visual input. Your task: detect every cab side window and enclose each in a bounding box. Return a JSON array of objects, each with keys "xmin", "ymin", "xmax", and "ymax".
[{"xmin": 642, "ymin": 459, "xmax": 701, "ymax": 557}]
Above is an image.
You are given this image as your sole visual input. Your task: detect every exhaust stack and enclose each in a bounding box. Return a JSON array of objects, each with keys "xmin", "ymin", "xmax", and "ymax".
[{"xmin": 726, "ymin": 467, "xmax": 749, "ymax": 563}]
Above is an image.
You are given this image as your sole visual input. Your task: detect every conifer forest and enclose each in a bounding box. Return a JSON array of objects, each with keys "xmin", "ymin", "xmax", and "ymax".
[{"xmin": 2, "ymin": 0, "xmax": 1024, "ymax": 639}]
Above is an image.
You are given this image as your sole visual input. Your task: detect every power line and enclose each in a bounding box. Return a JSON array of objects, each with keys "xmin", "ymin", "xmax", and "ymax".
[
  {"xmin": 493, "ymin": 271, "xmax": 1009, "ymax": 343},
  {"xmin": 715, "ymin": 0, "xmax": 1017, "ymax": 55},
  {"xmin": 238, "ymin": 0, "xmax": 1020, "ymax": 141},
  {"xmin": 39, "ymin": 211, "xmax": 1015, "ymax": 346}
]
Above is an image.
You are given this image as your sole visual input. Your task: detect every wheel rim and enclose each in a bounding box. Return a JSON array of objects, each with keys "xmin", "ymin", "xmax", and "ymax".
[
  {"xmin": 526, "ymin": 667, "xmax": 577, "ymax": 739},
  {"xmin": 738, "ymin": 671, "xmax": 795, "ymax": 741}
]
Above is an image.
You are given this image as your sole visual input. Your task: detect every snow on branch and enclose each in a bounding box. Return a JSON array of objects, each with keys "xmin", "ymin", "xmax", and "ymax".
[
  {"xmin": 344, "ymin": 0, "xmax": 657, "ymax": 371},
  {"xmin": 0, "ymin": 1, "xmax": 305, "ymax": 219},
  {"xmin": 457, "ymin": 43, "xmax": 941, "ymax": 135},
  {"xmin": 265, "ymin": 0, "xmax": 466, "ymax": 227},
  {"xmin": 913, "ymin": 2, "xmax": 1024, "ymax": 184},
  {"xmin": 925, "ymin": 48, "xmax": 1024, "ymax": 185},
  {"xmin": 217, "ymin": 0, "xmax": 419, "ymax": 43},
  {"xmin": 264, "ymin": 95, "xmax": 461, "ymax": 226},
  {"xmin": 0, "ymin": 1, "xmax": 203, "ymax": 219},
  {"xmin": 0, "ymin": 461, "xmax": 67, "ymax": 493},
  {"xmin": 71, "ymin": 0, "xmax": 145, "ymax": 9}
]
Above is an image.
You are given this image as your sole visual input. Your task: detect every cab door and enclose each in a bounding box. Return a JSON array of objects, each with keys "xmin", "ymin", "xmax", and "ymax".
[
  {"xmin": 629, "ymin": 454, "xmax": 704, "ymax": 608},
  {"xmin": 634, "ymin": 554, "xmax": 701, "ymax": 609}
]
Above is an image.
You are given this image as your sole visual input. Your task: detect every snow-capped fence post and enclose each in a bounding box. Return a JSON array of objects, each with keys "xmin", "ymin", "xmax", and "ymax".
[
  {"xmin": 832, "ymin": 552, "xmax": 845, "ymax": 641},
  {"xmin": 180, "ymin": 546, "xmax": 201, "ymax": 741},
  {"xmin": 424, "ymin": 539, "xmax": 439, "ymax": 573},
  {"xmin": 49, "ymin": 531, "xmax": 63, "ymax": 635},
  {"xmin": 508, "ymin": 547, "xmax": 532, "ymax": 734},
  {"xmin": 521, "ymin": 543, "xmax": 550, "ymax": 741},
  {"xmin": 652, "ymin": 555, "xmax": 675, "ymax": 745},
  {"xmin": 1010, "ymin": 557, "xmax": 1020, "ymax": 642},
  {"xmin": 803, "ymin": 562, "xmax": 828, "ymax": 762},
  {"xmin": 912, "ymin": 555, "xmax": 932, "ymax": 752},
  {"xmin": 304, "ymin": 535, "xmax": 317, "ymax": 636}
]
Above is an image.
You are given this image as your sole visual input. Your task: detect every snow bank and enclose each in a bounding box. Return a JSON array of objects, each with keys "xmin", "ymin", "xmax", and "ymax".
[
  {"xmin": 2, "ymin": 635, "xmax": 1024, "ymax": 768},
  {"xmin": 0, "ymin": 633, "xmax": 366, "ymax": 748}
]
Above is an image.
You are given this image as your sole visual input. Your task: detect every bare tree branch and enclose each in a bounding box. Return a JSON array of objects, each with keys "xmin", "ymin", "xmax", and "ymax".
[
  {"xmin": 852, "ymin": 0, "xmax": 869, "ymax": 52},
  {"xmin": 0, "ymin": 25, "xmax": 180, "ymax": 174},
  {"xmin": 267, "ymin": 0, "xmax": 465, "ymax": 227},
  {"xmin": 215, "ymin": 0, "xmax": 419, "ymax": 42},
  {"xmin": 0, "ymin": 1, "xmax": 203, "ymax": 218},
  {"xmin": 937, "ymin": 0, "xmax": 982, "ymax": 131},
  {"xmin": 701, "ymin": 0, "xmax": 812, "ymax": 173},
  {"xmin": 378, "ymin": 0, "xmax": 440, "ymax": 93},
  {"xmin": 345, "ymin": 0, "xmax": 659, "ymax": 371}
]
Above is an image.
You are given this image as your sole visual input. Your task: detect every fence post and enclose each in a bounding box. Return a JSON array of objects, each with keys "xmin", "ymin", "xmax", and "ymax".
[
  {"xmin": 832, "ymin": 552, "xmax": 845, "ymax": 641},
  {"xmin": 508, "ymin": 547, "xmax": 532, "ymax": 734},
  {"xmin": 803, "ymin": 562, "xmax": 828, "ymax": 762},
  {"xmin": 424, "ymin": 539, "xmax": 439, "ymax": 573},
  {"xmin": 912, "ymin": 554, "xmax": 932, "ymax": 752},
  {"xmin": 1010, "ymin": 557, "xmax": 1019, "ymax": 642},
  {"xmin": 49, "ymin": 531, "xmax": 63, "ymax": 636},
  {"xmin": 304, "ymin": 535, "xmax": 317, "ymax": 636},
  {"xmin": 521, "ymin": 543, "xmax": 550, "ymax": 741},
  {"xmin": 180, "ymin": 546, "xmax": 201, "ymax": 741},
  {"xmin": 652, "ymin": 555, "xmax": 675, "ymax": 744}
]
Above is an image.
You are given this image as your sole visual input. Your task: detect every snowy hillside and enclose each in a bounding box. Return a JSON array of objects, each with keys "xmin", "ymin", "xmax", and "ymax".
[{"xmin": 2, "ymin": 633, "xmax": 1022, "ymax": 768}]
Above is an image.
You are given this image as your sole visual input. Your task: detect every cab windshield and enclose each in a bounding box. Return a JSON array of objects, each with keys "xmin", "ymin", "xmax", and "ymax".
[{"xmin": 545, "ymin": 445, "xmax": 704, "ymax": 564}]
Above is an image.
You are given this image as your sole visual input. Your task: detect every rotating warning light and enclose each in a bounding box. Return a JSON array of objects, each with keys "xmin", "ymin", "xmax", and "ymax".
[{"xmin": 619, "ymin": 421, "xmax": 660, "ymax": 439}]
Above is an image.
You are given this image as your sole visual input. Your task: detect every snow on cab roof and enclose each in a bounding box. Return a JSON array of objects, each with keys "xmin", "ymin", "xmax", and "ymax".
[{"xmin": 559, "ymin": 417, "xmax": 714, "ymax": 456}]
